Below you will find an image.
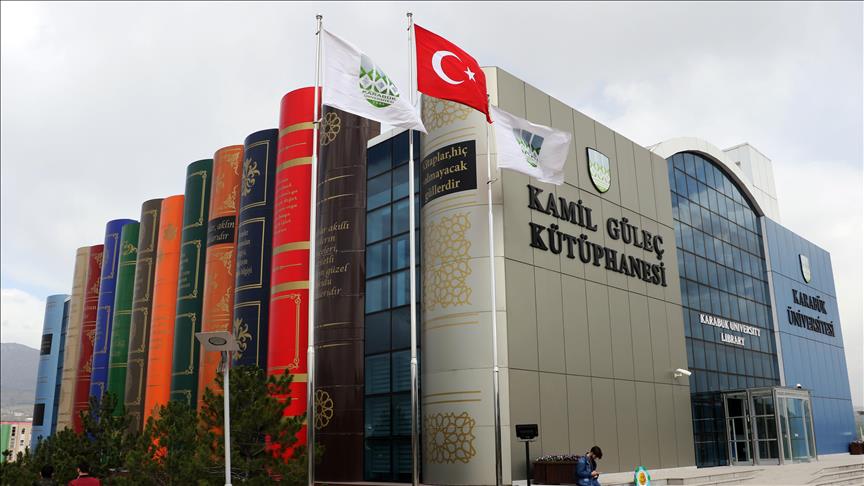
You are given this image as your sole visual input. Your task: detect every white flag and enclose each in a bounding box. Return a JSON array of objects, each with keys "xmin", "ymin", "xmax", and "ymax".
[
  {"xmin": 491, "ymin": 105, "xmax": 571, "ymax": 185},
  {"xmin": 322, "ymin": 30, "xmax": 426, "ymax": 133}
]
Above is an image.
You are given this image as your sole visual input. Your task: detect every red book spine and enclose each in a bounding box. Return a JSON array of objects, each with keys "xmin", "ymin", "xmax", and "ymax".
[
  {"xmin": 268, "ymin": 87, "xmax": 317, "ymax": 451},
  {"xmin": 71, "ymin": 244, "xmax": 104, "ymax": 433}
]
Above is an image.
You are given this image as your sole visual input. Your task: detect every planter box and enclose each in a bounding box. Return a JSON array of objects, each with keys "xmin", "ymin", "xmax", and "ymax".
[
  {"xmin": 533, "ymin": 461, "xmax": 576, "ymax": 485},
  {"xmin": 850, "ymin": 442, "xmax": 864, "ymax": 455}
]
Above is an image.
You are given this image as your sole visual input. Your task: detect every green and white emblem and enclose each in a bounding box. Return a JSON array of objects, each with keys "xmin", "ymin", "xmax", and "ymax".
[
  {"xmin": 587, "ymin": 148, "xmax": 610, "ymax": 193},
  {"xmin": 800, "ymin": 254, "xmax": 812, "ymax": 283},
  {"xmin": 359, "ymin": 54, "xmax": 399, "ymax": 108},
  {"xmin": 513, "ymin": 128, "xmax": 544, "ymax": 168}
]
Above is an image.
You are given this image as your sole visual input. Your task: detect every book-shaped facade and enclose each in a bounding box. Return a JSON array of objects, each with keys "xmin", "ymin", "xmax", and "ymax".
[
  {"xmin": 232, "ymin": 129, "xmax": 278, "ymax": 368},
  {"xmin": 169, "ymin": 159, "xmax": 213, "ymax": 409},
  {"xmin": 124, "ymin": 198, "xmax": 163, "ymax": 430},
  {"xmin": 143, "ymin": 195, "xmax": 184, "ymax": 423},
  {"xmin": 30, "ymin": 294, "xmax": 70, "ymax": 449},
  {"xmin": 72, "ymin": 244, "xmax": 104, "ymax": 433},
  {"xmin": 90, "ymin": 219, "xmax": 137, "ymax": 401},
  {"xmin": 55, "ymin": 246, "xmax": 91, "ymax": 431},
  {"xmin": 314, "ymin": 107, "xmax": 378, "ymax": 481},
  {"xmin": 197, "ymin": 146, "xmax": 242, "ymax": 408},
  {"xmin": 269, "ymin": 87, "xmax": 316, "ymax": 452},
  {"xmin": 50, "ymin": 297, "xmax": 71, "ymax": 435},
  {"xmin": 106, "ymin": 222, "xmax": 140, "ymax": 414}
]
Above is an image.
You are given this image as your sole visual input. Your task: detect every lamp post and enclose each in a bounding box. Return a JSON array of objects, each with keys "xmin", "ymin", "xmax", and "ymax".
[{"xmin": 196, "ymin": 330, "xmax": 240, "ymax": 486}]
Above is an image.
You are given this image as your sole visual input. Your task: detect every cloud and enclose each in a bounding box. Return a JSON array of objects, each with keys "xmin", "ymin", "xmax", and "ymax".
[{"xmin": 0, "ymin": 288, "xmax": 46, "ymax": 348}]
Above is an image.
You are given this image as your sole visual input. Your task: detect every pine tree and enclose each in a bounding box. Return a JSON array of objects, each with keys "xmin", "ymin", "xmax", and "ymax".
[{"xmin": 199, "ymin": 365, "xmax": 307, "ymax": 485}]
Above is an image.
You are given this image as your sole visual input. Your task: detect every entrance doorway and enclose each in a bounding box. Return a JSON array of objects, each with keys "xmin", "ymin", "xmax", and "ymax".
[{"xmin": 722, "ymin": 387, "xmax": 816, "ymax": 465}]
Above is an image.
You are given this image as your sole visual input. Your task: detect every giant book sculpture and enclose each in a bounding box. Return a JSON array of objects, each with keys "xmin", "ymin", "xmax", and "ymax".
[
  {"xmin": 169, "ymin": 159, "xmax": 213, "ymax": 409},
  {"xmin": 55, "ymin": 247, "xmax": 91, "ymax": 431},
  {"xmin": 197, "ymin": 146, "xmax": 242, "ymax": 408},
  {"xmin": 124, "ymin": 198, "xmax": 163, "ymax": 430},
  {"xmin": 90, "ymin": 218, "xmax": 137, "ymax": 401},
  {"xmin": 106, "ymin": 222, "xmax": 140, "ymax": 413},
  {"xmin": 232, "ymin": 129, "xmax": 278, "ymax": 368},
  {"xmin": 50, "ymin": 298, "xmax": 71, "ymax": 435},
  {"xmin": 143, "ymin": 195, "xmax": 184, "ymax": 423},
  {"xmin": 72, "ymin": 244, "xmax": 104, "ymax": 432},
  {"xmin": 269, "ymin": 87, "xmax": 316, "ymax": 453},
  {"xmin": 30, "ymin": 294, "xmax": 70, "ymax": 449},
  {"xmin": 314, "ymin": 106, "xmax": 378, "ymax": 481}
]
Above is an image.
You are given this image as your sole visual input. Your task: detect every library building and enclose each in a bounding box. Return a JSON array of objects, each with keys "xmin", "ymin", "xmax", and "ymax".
[
  {"xmin": 348, "ymin": 67, "xmax": 856, "ymax": 484},
  {"xmin": 31, "ymin": 67, "xmax": 856, "ymax": 485}
]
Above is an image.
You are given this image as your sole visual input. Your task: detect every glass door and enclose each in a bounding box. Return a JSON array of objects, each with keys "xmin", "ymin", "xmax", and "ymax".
[
  {"xmin": 751, "ymin": 393, "xmax": 780, "ymax": 464},
  {"xmin": 775, "ymin": 388, "xmax": 817, "ymax": 464},
  {"xmin": 724, "ymin": 393, "xmax": 752, "ymax": 465}
]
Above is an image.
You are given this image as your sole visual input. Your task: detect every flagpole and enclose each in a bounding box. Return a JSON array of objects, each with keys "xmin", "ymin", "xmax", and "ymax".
[
  {"xmin": 308, "ymin": 13, "xmax": 323, "ymax": 486},
  {"xmin": 486, "ymin": 99, "xmax": 503, "ymax": 486},
  {"xmin": 406, "ymin": 11, "xmax": 420, "ymax": 486}
]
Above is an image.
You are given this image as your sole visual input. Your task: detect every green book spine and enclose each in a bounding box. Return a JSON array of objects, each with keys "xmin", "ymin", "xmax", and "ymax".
[
  {"xmin": 106, "ymin": 223, "xmax": 139, "ymax": 414},
  {"xmin": 169, "ymin": 159, "xmax": 213, "ymax": 408}
]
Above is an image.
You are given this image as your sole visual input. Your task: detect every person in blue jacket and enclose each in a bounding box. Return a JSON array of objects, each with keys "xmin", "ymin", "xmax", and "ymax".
[{"xmin": 575, "ymin": 446, "xmax": 603, "ymax": 486}]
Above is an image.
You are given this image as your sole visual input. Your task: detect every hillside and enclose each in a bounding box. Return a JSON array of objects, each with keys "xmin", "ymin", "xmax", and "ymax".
[{"xmin": 0, "ymin": 342, "xmax": 39, "ymax": 420}]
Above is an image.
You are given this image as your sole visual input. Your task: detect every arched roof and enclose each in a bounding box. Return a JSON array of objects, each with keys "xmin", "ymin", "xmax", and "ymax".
[{"xmin": 648, "ymin": 137, "xmax": 765, "ymax": 217}]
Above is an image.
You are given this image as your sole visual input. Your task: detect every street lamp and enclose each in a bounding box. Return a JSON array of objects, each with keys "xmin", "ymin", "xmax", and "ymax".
[{"xmin": 196, "ymin": 331, "xmax": 239, "ymax": 486}]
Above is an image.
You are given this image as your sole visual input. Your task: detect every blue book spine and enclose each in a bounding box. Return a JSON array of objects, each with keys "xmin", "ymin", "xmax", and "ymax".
[
  {"xmin": 232, "ymin": 128, "xmax": 278, "ymax": 367},
  {"xmin": 31, "ymin": 294, "xmax": 70, "ymax": 450},
  {"xmin": 90, "ymin": 218, "xmax": 137, "ymax": 401},
  {"xmin": 50, "ymin": 298, "xmax": 70, "ymax": 435}
]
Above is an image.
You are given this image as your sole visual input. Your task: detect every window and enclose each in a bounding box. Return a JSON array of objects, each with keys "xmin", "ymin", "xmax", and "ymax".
[
  {"xmin": 364, "ymin": 131, "xmax": 421, "ymax": 482},
  {"xmin": 667, "ymin": 152, "xmax": 779, "ymax": 468}
]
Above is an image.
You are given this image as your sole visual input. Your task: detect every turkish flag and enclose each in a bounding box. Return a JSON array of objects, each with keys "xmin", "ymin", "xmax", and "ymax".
[{"xmin": 415, "ymin": 24, "xmax": 491, "ymax": 123}]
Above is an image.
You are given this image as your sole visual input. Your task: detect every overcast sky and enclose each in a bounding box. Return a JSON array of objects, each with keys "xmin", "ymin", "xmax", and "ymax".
[{"xmin": 2, "ymin": 2, "xmax": 862, "ymax": 406}]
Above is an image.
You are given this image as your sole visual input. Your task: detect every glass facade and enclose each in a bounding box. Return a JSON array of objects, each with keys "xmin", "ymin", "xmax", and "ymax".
[
  {"xmin": 364, "ymin": 131, "xmax": 421, "ymax": 482},
  {"xmin": 667, "ymin": 152, "xmax": 781, "ymax": 467}
]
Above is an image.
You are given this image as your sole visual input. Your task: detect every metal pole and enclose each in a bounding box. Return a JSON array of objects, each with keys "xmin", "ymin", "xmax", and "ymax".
[
  {"xmin": 223, "ymin": 351, "xmax": 232, "ymax": 486},
  {"xmin": 524, "ymin": 441, "xmax": 530, "ymax": 486},
  {"xmin": 406, "ymin": 12, "xmax": 420, "ymax": 486},
  {"xmin": 486, "ymin": 112, "xmax": 503, "ymax": 486},
  {"xmin": 307, "ymin": 13, "xmax": 323, "ymax": 486}
]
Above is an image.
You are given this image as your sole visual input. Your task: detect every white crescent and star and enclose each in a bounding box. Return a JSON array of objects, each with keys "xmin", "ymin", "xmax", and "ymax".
[{"xmin": 431, "ymin": 50, "xmax": 477, "ymax": 85}]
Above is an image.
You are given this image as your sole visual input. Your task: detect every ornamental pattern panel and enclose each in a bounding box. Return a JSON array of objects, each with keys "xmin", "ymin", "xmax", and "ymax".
[
  {"xmin": 424, "ymin": 411, "xmax": 477, "ymax": 464},
  {"xmin": 423, "ymin": 212, "xmax": 473, "ymax": 311},
  {"xmin": 423, "ymin": 98, "xmax": 472, "ymax": 131}
]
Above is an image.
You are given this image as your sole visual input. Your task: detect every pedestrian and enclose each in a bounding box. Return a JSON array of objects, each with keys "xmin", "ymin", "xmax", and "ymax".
[
  {"xmin": 575, "ymin": 445, "xmax": 603, "ymax": 486},
  {"xmin": 68, "ymin": 460, "xmax": 100, "ymax": 486},
  {"xmin": 32, "ymin": 465, "xmax": 57, "ymax": 486}
]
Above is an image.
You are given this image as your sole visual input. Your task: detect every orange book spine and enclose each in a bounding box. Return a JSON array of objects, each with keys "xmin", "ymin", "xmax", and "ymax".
[
  {"xmin": 196, "ymin": 145, "xmax": 243, "ymax": 408},
  {"xmin": 142, "ymin": 195, "xmax": 184, "ymax": 423}
]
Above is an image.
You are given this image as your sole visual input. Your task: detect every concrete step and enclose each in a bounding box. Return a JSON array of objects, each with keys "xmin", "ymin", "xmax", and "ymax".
[
  {"xmin": 671, "ymin": 474, "xmax": 757, "ymax": 486},
  {"xmin": 809, "ymin": 469, "xmax": 864, "ymax": 484},
  {"xmin": 810, "ymin": 473, "xmax": 864, "ymax": 486},
  {"xmin": 666, "ymin": 470, "xmax": 761, "ymax": 485},
  {"xmin": 811, "ymin": 461, "xmax": 864, "ymax": 477}
]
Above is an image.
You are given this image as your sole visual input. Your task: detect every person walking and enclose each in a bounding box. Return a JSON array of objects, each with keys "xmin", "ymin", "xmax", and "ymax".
[
  {"xmin": 68, "ymin": 461, "xmax": 100, "ymax": 486},
  {"xmin": 575, "ymin": 446, "xmax": 603, "ymax": 486}
]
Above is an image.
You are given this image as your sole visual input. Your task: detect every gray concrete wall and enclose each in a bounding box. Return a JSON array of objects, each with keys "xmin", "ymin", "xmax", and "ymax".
[{"xmin": 488, "ymin": 67, "xmax": 695, "ymax": 478}]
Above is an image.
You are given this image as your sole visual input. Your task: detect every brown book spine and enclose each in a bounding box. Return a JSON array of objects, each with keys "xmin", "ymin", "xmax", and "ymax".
[{"xmin": 55, "ymin": 247, "xmax": 91, "ymax": 431}]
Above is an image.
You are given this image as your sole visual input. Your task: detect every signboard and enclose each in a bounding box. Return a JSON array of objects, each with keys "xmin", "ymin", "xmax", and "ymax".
[
  {"xmin": 699, "ymin": 313, "xmax": 761, "ymax": 347},
  {"xmin": 421, "ymin": 140, "xmax": 478, "ymax": 205}
]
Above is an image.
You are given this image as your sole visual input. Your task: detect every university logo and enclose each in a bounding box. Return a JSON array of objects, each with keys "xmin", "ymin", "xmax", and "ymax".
[
  {"xmin": 513, "ymin": 128, "xmax": 544, "ymax": 168},
  {"xmin": 359, "ymin": 54, "xmax": 399, "ymax": 108},
  {"xmin": 800, "ymin": 254, "xmax": 812, "ymax": 283},
  {"xmin": 587, "ymin": 147, "xmax": 610, "ymax": 193}
]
